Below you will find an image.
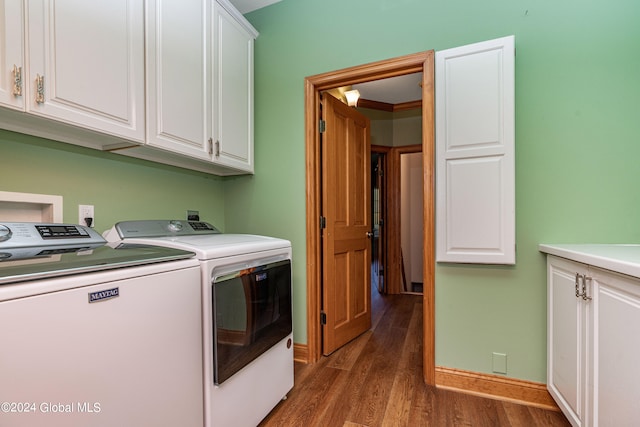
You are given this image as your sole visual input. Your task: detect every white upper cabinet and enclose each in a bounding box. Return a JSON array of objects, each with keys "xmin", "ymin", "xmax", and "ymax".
[
  {"xmin": 212, "ymin": 0, "xmax": 257, "ymax": 173},
  {"xmin": 26, "ymin": 0, "xmax": 145, "ymax": 142},
  {"xmin": 435, "ymin": 35, "xmax": 515, "ymax": 264},
  {"xmin": 140, "ymin": 0, "xmax": 257, "ymax": 174},
  {"xmin": 0, "ymin": 0, "xmax": 25, "ymax": 111},
  {"xmin": 145, "ymin": 0, "xmax": 211, "ymax": 160}
]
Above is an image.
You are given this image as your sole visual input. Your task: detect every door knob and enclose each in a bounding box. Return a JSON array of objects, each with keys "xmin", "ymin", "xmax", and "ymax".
[{"xmin": 366, "ymin": 231, "xmax": 373, "ymax": 238}]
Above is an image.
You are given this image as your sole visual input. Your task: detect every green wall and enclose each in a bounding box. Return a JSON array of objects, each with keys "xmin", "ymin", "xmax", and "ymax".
[
  {"xmin": 225, "ymin": 0, "xmax": 640, "ymax": 383},
  {"xmin": 1, "ymin": 130, "xmax": 226, "ymax": 231}
]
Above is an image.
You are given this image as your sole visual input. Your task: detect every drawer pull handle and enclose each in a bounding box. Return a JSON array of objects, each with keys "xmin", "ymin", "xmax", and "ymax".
[
  {"xmin": 575, "ymin": 273, "xmax": 582, "ymax": 297},
  {"xmin": 582, "ymin": 276, "xmax": 592, "ymax": 301},
  {"xmin": 12, "ymin": 65, "xmax": 22, "ymax": 96},
  {"xmin": 35, "ymin": 74, "xmax": 45, "ymax": 104}
]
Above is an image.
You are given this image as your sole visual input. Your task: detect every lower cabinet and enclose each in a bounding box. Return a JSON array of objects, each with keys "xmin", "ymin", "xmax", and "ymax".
[
  {"xmin": 547, "ymin": 255, "xmax": 640, "ymax": 426},
  {"xmin": 591, "ymin": 266, "xmax": 640, "ymax": 425}
]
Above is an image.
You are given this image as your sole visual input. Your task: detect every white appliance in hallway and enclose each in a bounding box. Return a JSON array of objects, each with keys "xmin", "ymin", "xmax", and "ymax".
[
  {"xmin": 0, "ymin": 222, "xmax": 203, "ymax": 427},
  {"xmin": 104, "ymin": 220, "xmax": 293, "ymax": 427}
]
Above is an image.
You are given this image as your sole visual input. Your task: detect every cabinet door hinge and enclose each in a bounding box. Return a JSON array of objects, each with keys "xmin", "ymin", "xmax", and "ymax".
[
  {"xmin": 319, "ymin": 119, "xmax": 326, "ymax": 133},
  {"xmin": 320, "ymin": 311, "xmax": 327, "ymax": 325},
  {"xmin": 320, "ymin": 216, "xmax": 326, "ymax": 229}
]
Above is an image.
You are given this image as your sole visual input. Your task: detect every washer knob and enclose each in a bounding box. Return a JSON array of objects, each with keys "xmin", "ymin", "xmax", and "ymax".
[
  {"xmin": 168, "ymin": 220, "xmax": 183, "ymax": 232},
  {"xmin": 0, "ymin": 225, "xmax": 12, "ymax": 242}
]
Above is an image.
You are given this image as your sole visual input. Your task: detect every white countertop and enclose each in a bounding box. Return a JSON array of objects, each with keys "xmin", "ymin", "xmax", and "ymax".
[{"xmin": 539, "ymin": 244, "xmax": 640, "ymax": 279}]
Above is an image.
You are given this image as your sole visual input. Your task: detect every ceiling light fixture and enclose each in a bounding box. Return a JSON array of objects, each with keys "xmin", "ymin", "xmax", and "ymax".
[{"xmin": 344, "ymin": 89, "xmax": 360, "ymax": 107}]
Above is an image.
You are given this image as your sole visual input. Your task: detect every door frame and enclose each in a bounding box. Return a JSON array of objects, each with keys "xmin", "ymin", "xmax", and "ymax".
[{"xmin": 304, "ymin": 50, "xmax": 436, "ymax": 385}]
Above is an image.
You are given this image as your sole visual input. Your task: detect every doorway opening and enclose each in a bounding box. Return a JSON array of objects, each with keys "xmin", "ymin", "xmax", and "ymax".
[
  {"xmin": 371, "ymin": 148, "xmax": 387, "ymax": 295},
  {"xmin": 304, "ymin": 51, "xmax": 436, "ymax": 384},
  {"xmin": 399, "ymin": 147, "xmax": 424, "ymax": 294}
]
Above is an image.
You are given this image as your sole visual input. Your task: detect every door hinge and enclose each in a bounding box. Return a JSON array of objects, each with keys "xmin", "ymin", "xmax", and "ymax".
[
  {"xmin": 320, "ymin": 311, "xmax": 327, "ymax": 325},
  {"xmin": 319, "ymin": 119, "xmax": 326, "ymax": 133},
  {"xmin": 320, "ymin": 216, "xmax": 326, "ymax": 229}
]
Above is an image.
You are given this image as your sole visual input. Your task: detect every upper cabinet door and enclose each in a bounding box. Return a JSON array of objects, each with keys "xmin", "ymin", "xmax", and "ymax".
[
  {"xmin": 0, "ymin": 0, "xmax": 25, "ymax": 111},
  {"xmin": 145, "ymin": 0, "xmax": 211, "ymax": 160},
  {"xmin": 212, "ymin": 0, "xmax": 257, "ymax": 173},
  {"xmin": 435, "ymin": 35, "xmax": 515, "ymax": 264},
  {"xmin": 26, "ymin": 0, "xmax": 145, "ymax": 142}
]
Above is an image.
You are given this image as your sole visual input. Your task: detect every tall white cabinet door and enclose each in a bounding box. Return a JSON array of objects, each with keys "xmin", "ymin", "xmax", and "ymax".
[
  {"xmin": 26, "ymin": 0, "xmax": 144, "ymax": 142},
  {"xmin": 591, "ymin": 269, "xmax": 640, "ymax": 426},
  {"xmin": 547, "ymin": 256, "xmax": 589, "ymax": 427},
  {"xmin": 0, "ymin": 0, "xmax": 25, "ymax": 110},
  {"xmin": 146, "ymin": 0, "xmax": 211, "ymax": 160},
  {"xmin": 212, "ymin": 0, "xmax": 257, "ymax": 173},
  {"xmin": 435, "ymin": 36, "xmax": 515, "ymax": 264}
]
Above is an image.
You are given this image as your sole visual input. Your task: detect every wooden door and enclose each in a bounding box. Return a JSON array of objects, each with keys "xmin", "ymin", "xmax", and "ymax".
[{"xmin": 321, "ymin": 93, "xmax": 371, "ymax": 355}]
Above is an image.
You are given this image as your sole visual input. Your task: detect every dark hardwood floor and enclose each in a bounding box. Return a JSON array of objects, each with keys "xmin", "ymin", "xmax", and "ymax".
[{"xmin": 260, "ymin": 288, "xmax": 570, "ymax": 427}]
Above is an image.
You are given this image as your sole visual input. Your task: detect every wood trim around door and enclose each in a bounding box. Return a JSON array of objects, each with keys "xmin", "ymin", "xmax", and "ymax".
[{"xmin": 304, "ymin": 50, "xmax": 436, "ymax": 385}]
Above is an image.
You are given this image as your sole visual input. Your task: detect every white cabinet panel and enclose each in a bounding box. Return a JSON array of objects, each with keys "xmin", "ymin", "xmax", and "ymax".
[
  {"xmin": 446, "ymin": 156, "xmax": 504, "ymax": 255},
  {"xmin": 213, "ymin": 0, "xmax": 256, "ymax": 173},
  {"xmin": 591, "ymin": 269, "xmax": 640, "ymax": 426},
  {"xmin": 0, "ymin": 0, "xmax": 24, "ymax": 110},
  {"xmin": 26, "ymin": 0, "xmax": 144, "ymax": 142},
  {"xmin": 135, "ymin": 0, "xmax": 256, "ymax": 173},
  {"xmin": 146, "ymin": 0, "xmax": 211, "ymax": 160},
  {"xmin": 547, "ymin": 256, "xmax": 589, "ymax": 427},
  {"xmin": 436, "ymin": 35, "xmax": 515, "ymax": 264},
  {"xmin": 444, "ymin": 48, "xmax": 505, "ymax": 152}
]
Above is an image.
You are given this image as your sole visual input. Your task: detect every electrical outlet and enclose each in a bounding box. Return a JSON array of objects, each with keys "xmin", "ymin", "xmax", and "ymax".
[
  {"xmin": 492, "ymin": 352, "xmax": 507, "ymax": 374},
  {"xmin": 78, "ymin": 204, "xmax": 95, "ymax": 228},
  {"xmin": 187, "ymin": 210, "xmax": 200, "ymax": 221}
]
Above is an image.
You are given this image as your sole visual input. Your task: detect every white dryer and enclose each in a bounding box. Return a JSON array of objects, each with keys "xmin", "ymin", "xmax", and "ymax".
[{"xmin": 104, "ymin": 220, "xmax": 293, "ymax": 427}]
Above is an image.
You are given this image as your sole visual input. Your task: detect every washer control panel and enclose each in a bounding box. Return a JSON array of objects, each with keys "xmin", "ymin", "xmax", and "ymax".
[
  {"xmin": 0, "ymin": 223, "xmax": 105, "ymax": 249},
  {"xmin": 105, "ymin": 220, "xmax": 221, "ymax": 240}
]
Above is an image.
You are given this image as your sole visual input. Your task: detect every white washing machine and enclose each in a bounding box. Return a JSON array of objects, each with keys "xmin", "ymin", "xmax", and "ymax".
[
  {"xmin": 0, "ymin": 222, "xmax": 204, "ymax": 427},
  {"xmin": 104, "ymin": 220, "xmax": 293, "ymax": 427}
]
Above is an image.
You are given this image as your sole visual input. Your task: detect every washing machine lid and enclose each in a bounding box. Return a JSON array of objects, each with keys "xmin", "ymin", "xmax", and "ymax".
[
  {"xmin": 0, "ymin": 223, "xmax": 196, "ymax": 285},
  {"xmin": 104, "ymin": 220, "xmax": 290, "ymax": 259}
]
